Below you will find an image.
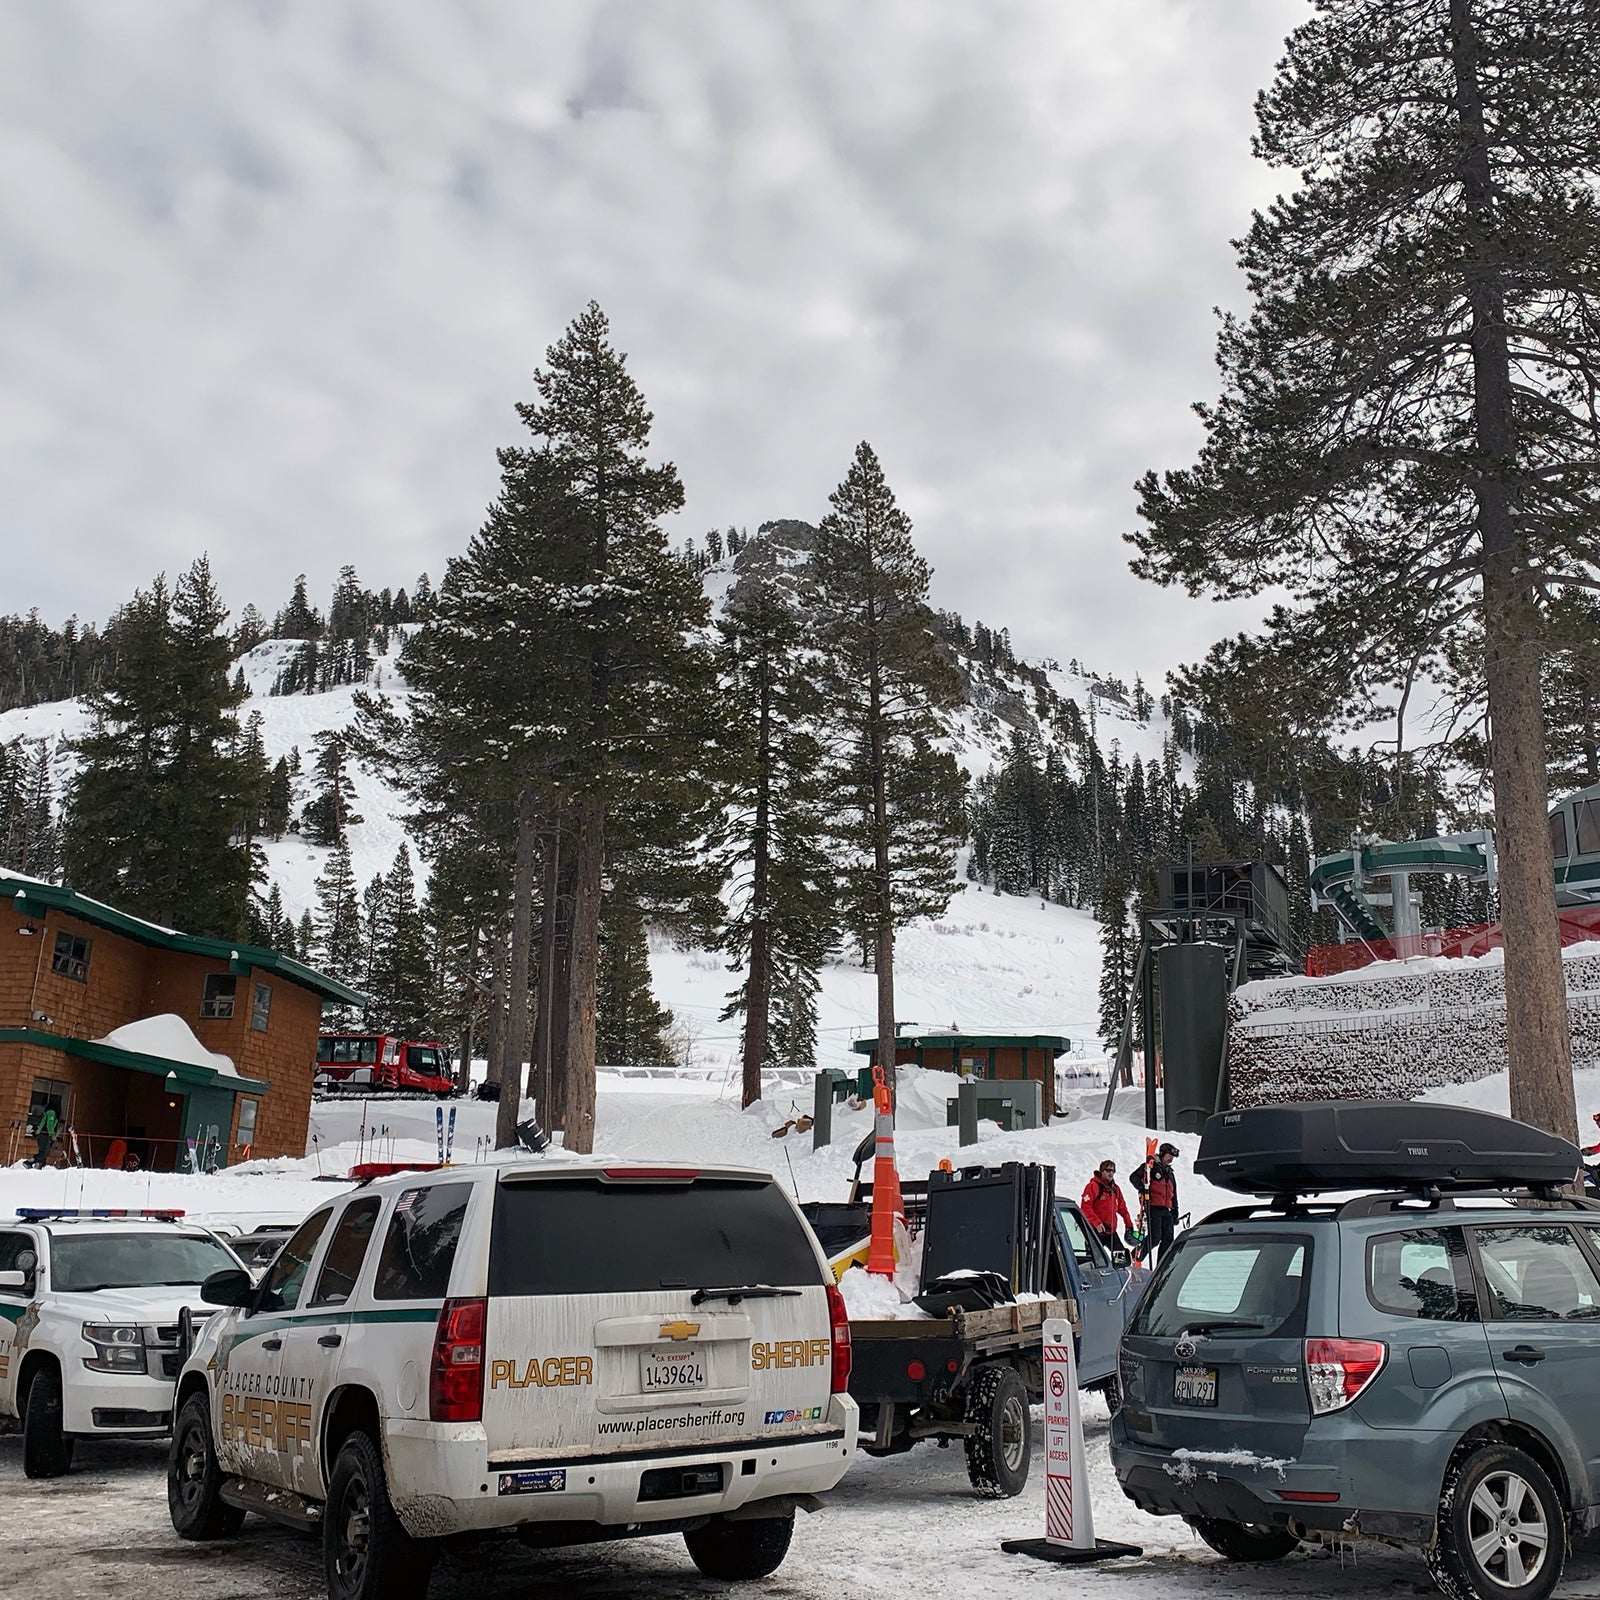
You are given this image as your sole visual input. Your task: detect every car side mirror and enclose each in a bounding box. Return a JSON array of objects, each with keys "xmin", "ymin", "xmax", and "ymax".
[
  {"xmin": 0, "ymin": 1269, "xmax": 26, "ymax": 1289},
  {"xmin": 200, "ymin": 1268, "xmax": 255, "ymax": 1308},
  {"xmin": 1110, "ymin": 1249, "xmax": 1131, "ymax": 1269}
]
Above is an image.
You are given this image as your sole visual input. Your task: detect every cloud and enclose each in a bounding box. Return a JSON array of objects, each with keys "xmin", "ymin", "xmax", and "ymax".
[{"xmin": 0, "ymin": 0, "xmax": 1301, "ymax": 683}]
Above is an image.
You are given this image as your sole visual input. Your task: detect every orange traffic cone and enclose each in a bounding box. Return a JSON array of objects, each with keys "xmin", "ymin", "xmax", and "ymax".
[{"xmin": 866, "ymin": 1065, "xmax": 904, "ymax": 1278}]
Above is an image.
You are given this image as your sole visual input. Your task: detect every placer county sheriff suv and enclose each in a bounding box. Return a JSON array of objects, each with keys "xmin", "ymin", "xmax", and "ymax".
[
  {"xmin": 167, "ymin": 1162, "xmax": 857, "ymax": 1599},
  {"xmin": 0, "ymin": 1212, "xmax": 245, "ymax": 1477}
]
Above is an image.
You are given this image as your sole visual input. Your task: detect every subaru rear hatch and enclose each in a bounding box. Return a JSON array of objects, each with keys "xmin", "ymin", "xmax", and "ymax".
[{"xmin": 1119, "ymin": 1224, "xmax": 1320, "ymax": 1462}]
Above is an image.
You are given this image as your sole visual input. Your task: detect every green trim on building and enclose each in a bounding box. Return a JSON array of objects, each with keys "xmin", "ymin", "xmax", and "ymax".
[
  {"xmin": 0, "ymin": 1026, "xmax": 271, "ymax": 1096},
  {"xmin": 0, "ymin": 870, "xmax": 367, "ymax": 1008},
  {"xmin": 851, "ymin": 1033, "xmax": 1071, "ymax": 1056}
]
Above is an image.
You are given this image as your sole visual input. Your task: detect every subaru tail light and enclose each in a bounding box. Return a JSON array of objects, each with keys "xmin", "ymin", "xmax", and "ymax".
[
  {"xmin": 1304, "ymin": 1338, "xmax": 1385, "ymax": 1415},
  {"xmin": 430, "ymin": 1297, "xmax": 487, "ymax": 1421},
  {"xmin": 826, "ymin": 1283, "xmax": 852, "ymax": 1394}
]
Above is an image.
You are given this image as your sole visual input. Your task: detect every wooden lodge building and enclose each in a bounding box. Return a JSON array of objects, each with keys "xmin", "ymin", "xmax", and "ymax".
[
  {"xmin": 0, "ymin": 870, "xmax": 364, "ymax": 1167},
  {"xmin": 851, "ymin": 1031, "xmax": 1072, "ymax": 1118}
]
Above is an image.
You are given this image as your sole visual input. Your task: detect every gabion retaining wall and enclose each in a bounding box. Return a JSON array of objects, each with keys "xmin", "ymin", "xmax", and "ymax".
[{"xmin": 1228, "ymin": 944, "xmax": 1600, "ymax": 1106}]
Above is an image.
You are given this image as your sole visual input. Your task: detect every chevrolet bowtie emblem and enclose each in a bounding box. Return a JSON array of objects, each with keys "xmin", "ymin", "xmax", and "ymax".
[{"xmin": 659, "ymin": 1319, "xmax": 701, "ymax": 1342}]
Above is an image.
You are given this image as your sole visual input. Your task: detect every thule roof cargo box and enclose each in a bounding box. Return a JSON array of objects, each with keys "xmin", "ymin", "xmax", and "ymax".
[{"xmin": 1195, "ymin": 1101, "xmax": 1580, "ymax": 1197}]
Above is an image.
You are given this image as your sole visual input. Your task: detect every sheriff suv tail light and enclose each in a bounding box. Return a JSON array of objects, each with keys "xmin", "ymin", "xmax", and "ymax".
[
  {"xmin": 1304, "ymin": 1338, "xmax": 1385, "ymax": 1415},
  {"xmin": 826, "ymin": 1283, "xmax": 852, "ymax": 1394},
  {"xmin": 430, "ymin": 1297, "xmax": 487, "ymax": 1422}
]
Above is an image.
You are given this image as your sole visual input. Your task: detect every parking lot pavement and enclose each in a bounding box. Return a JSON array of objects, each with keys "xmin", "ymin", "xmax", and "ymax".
[{"xmin": 11, "ymin": 1428, "xmax": 1600, "ymax": 1600}]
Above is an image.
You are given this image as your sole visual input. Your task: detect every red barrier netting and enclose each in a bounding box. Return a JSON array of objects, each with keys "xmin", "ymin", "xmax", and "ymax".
[{"xmin": 1305, "ymin": 905, "xmax": 1600, "ymax": 978}]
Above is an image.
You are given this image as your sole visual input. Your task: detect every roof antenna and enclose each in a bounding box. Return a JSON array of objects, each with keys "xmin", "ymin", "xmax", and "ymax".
[{"xmin": 783, "ymin": 1145, "xmax": 801, "ymax": 1202}]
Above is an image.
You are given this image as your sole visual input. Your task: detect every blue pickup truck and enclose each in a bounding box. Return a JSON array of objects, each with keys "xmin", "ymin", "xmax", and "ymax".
[{"xmin": 817, "ymin": 1178, "xmax": 1149, "ymax": 1497}]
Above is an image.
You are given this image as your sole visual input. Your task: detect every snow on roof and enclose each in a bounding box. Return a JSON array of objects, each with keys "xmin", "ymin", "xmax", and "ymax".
[{"xmin": 95, "ymin": 1014, "xmax": 239, "ymax": 1078}]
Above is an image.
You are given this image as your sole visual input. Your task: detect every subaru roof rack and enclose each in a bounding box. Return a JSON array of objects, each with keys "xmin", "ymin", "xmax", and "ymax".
[{"xmin": 1195, "ymin": 1102, "xmax": 1580, "ymax": 1199}]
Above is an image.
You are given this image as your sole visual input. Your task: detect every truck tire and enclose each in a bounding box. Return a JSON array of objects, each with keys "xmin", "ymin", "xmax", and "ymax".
[
  {"xmin": 1092, "ymin": 1373, "xmax": 1123, "ymax": 1414},
  {"xmin": 325, "ymin": 1429, "xmax": 437, "ymax": 1600},
  {"xmin": 1186, "ymin": 1516, "xmax": 1300, "ymax": 1562},
  {"xmin": 683, "ymin": 1513, "xmax": 794, "ymax": 1579},
  {"xmin": 22, "ymin": 1362, "xmax": 73, "ymax": 1479},
  {"xmin": 169, "ymin": 1391, "xmax": 246, "ymax": 1539},
  {"xmin": 1426, "ymin": 1443, "xmax": 1565, "ymax": 1600},
  {"xmin": 964, "ymin": 1363, "xmax": 1031, "ymax": 1497}
]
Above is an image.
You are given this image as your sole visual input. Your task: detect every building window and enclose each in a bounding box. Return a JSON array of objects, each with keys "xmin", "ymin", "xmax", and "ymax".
[
  {"xmin": 50, "ymin": 930, "xmax": 91, "ymax": 983},
  {"xmin": 251, "ymin": 981, "xmax": 272, "ymax": 1033},
  {"xmin": 201, "ymin": 974, "xmax": 237, "ymax": 1019},
  {"xmin": 236, "ymin": 1098, "xmax": 259, "ymax": 1148}
]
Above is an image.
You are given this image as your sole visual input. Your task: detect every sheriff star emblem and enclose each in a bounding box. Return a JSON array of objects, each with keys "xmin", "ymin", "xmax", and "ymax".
[
  {"xmin": 658, "ymin": 1319, "xmax": 701, "ymax": 1343},
  {"xmin": 13, "ymin": 1302, "xmax": 41, "ymax": 1352}
]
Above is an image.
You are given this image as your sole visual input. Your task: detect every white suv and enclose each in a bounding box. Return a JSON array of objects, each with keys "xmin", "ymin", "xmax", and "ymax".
[
  {"xmin": 168, "ymin": 1162, "xmax": 857, "ymax": 1599},
  {"xmin": 0, "ymin": 1212, "xmax": 244, "ymax": 1476}
]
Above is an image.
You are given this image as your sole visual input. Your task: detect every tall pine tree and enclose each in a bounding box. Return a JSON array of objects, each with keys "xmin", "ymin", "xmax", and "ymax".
[
  {"xmin": 812, "ymin": 442, "xmax": 967, "ymax": 1101},
  {"xmin": 710, "ymin": 575, "xmax": 837, "ymax": 1105},
  {"xmin": 64, "ymin": 560, "xmax": 255, "ymax": 936},
  {"xmin": 1129, "ymin": 0, "xmax": 1600, "ymax": 1139}
]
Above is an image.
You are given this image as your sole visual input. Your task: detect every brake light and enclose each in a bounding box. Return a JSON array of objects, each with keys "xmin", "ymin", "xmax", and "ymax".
[
  {"xmin": 1304, "ymin": 1338, "xmax": 1385, "ymax": 1414},
  {"xmin": 599, "ymin": 1167, "xmax": 698, "ymax": 1182},
  {"xmin": 430, "ymin": 1297, "xmax": 487, "ymax": 1422},
  {"xmin": 826, "ymin": 1283, "xmax": 852, "ymax": 1394}
]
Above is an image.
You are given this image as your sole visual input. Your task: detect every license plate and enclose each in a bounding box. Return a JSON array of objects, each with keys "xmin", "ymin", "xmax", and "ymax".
[
  {"xmin": 1174, "ymin": 1366, "xmax": 1218, "ymax": 1407},
  {"xmin": 640, "ymin": 1349, "xmax": 706, "ymax": 1393}
]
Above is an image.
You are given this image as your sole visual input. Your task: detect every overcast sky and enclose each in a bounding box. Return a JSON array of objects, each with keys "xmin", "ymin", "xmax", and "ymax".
[{"xmin": 1, "ymin": 0, "xmax": 1304, "ymax": 687}]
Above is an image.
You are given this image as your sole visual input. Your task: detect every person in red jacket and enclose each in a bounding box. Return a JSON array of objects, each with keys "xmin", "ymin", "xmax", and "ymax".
[
  {"xmin": 1132, "ymin": 1143, "xmax": 1182, "ymax": 1264},
  {"xmin": 1082, "ymin": 1160, "xmax": 1134, "ymax": 1255}
]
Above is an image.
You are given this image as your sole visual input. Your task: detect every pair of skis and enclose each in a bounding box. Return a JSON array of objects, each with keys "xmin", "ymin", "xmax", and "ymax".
[{"xmin": 435, "ymin": 1104, "xmax": 457, "ymax": 1165}]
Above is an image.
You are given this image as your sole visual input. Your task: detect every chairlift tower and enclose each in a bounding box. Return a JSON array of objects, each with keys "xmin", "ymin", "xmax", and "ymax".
[{"xmin": 1100, "ymin": 861, "xmax": 1299, "ymax": 1133}]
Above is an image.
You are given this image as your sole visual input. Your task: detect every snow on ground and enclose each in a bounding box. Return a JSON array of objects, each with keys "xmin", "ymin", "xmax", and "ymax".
[
  {"xmin": 651, "ymin": 880, "xmax": 1109, "ymax": 1074},
  {"xmin": 0, "ymin": 1066, "xmax": 1218, "ymax": 1233}
]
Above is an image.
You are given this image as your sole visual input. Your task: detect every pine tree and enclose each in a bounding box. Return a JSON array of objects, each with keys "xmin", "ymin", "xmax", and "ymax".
[
  {"xmin": 262, "ymin": 757, "xmax": 292, "ymax": 839},
  {"xmin": 234, "ymin": 604, "xmax": 269, "ymax": 654},
  {"xmin": 275, "ymin": 574, "xmax": 323, "ymax": 640},
  {"xmin": 1128, "ymin": 0, "xmax": 1600, "ymax": 1138},
  {"xmin": 1096, "ymin": 859, "xmax": 1137, "ymax": 1049},
  {"xmin": 0, "ymin": 738, "xmax": 58, "ymax": 878},
  {"xmin": 507, "ymin": 302, "xmax": 719, "ymax": 1151},
  {"xmin": 709, "ymin": 576, "xmax": 837, "ymax": 1104},
  {"xmin": 302, "ymin": 732, "xmax": 361, "ymax": 846},
  {"xmin": 63, "ymin": 561, "xmax": 256, "ymax": 936},
  {"xmin": 365, "ymin": 845, "xmax": 434, "ymax": 1035},
  {"xmin": 596, "ymin": 900, "xmax": 674, "ymax": 1065},
  {"xmin": 313, "ymin": 841, "xmax": 363, "ymax": 1012},
  {"xmin": 812, "ymin": 442, "xmax": 967, "ymax": 1100}
]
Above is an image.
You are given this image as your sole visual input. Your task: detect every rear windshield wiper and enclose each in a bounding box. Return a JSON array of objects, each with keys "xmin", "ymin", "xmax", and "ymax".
[
  {"xmin": 1174, "ymin": 1320, "xmax": 1266, "ymax": 1336},
  {"xmin": 690, "ymin": 1284, "xmax": 803, "ymax": 1307}
]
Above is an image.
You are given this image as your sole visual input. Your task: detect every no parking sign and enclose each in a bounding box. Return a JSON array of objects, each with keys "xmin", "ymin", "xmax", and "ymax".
[{"xmin": 1000, "ymin": 1317, "xmax": 1142, "ymax": 1565}]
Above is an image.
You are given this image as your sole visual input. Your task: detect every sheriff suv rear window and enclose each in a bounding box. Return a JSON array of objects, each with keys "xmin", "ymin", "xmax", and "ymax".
[
  {"xmin": 1130, "ymin": 1232, "xmax": 1311, "ymax": 1340},
  {"xmin": 489, "ymin": 1177, "xmax": 823, "ymax": 1295}
]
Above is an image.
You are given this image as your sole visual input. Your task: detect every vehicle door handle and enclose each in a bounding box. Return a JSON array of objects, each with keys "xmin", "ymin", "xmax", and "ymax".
[
  {"xmin": 1502, "ymin": 1345, "xmax": 1546, "ymax": 1365},
  {"xmin": 261, "ymin": 1337, "xmax": 283, "ymax": 1352},
  {"xmin": 318, "ymin": 1333, "xmax": 343, "ymax": 1349}
]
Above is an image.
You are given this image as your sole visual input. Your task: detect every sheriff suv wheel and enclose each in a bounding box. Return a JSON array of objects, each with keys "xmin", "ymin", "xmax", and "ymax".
[
  {"xmin": 325, "ymin": 1430, "xmax": 437, "ymax": 1600},
  {"xmin": 1427, "ymin": 1443, "xmax": 1565, "ymax": 1600},
  {"xmin": 683, "ymin": 1513, "xmax": 795, "ymax": 1580},
  {"xmin": 168, "ymin": 1391, "xmax": 246, "ymax": 1540},
  {"xmin": 22, "ymin": 1363, "xmax": 73, "ymax": 1479}
]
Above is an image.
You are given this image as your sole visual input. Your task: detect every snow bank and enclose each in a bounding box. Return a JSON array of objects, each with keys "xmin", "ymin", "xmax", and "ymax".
[{"xmin": 2, "ymin": 1068, "xmax": 1222, "ymax": 1238}]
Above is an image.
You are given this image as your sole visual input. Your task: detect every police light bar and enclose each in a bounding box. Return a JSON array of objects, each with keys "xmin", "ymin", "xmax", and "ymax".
[{"xmin": 15, "ymin": 1207, "xmax": 186, "ymax": 1220}]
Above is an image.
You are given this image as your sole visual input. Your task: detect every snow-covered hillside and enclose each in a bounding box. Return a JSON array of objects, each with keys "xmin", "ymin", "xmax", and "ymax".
[{"xmin": 0, "ymin": 525, "xmax": 1185, "ymax": 1067}]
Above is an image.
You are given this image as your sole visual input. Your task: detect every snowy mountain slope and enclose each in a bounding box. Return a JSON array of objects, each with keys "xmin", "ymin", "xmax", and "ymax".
[{"xmin": 1, "ymin": 525, "xmax": 1183, "ymax": 1061}]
